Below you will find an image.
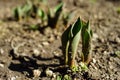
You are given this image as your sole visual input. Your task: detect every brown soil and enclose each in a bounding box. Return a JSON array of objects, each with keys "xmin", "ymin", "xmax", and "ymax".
[{"xmin": 0, "ymin": 0, "xmax": 120, "ymax": 80}]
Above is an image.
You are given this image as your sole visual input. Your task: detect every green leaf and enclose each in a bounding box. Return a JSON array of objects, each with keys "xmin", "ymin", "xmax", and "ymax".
[
  {"xmin": 71, "ymin": 18, "xmax": 82, "ymax": 58},
  {"xmin": 37, "ymin": 9, "xmax": 45, "ymax": 18},
  {"xmin": 47, "ymin": 2, "xmax": 63, "ymax": 28},
  {"xmin": 63, "ymin": 74, "xmax": 72, "ymax": 80},
  {"xmin": 13, "ymin": 0, "xmax": 33, "ymax": 20},
  {"xmin": 62, "ymin": 25, "xmax": 72, "ymax": 49},
  {"xmin": 22, "ymin": 1, "xmax": 32, "ymax": 15},
  {"xmin": 29, "ymin": 24, "xmax": 39, "ymax": 30},
  {"xmin": 13, "ymin": 6, "xmax": 23, "ymax": 20},
  {"xmin": 61, "ymin": 17, "xmax": 82, "ymax": 67},
  {"xmin": 72, "ymin": 18, "xmax": 82, "ymax": 37},
  {"xmin": 82, "ymin": 21, "xmax": 92, "ymax": 46},
  {"xmin": 83, "ymin": 21, "xmax": 92, "ymax": 46},
  {"xmin": 56, "ymin": 75, "xmax": 62, "ymax": 80},
  {"xmin": 71, "ymin": 66, "xmax": 79, "ymax": 72},
  {"xmin": 13, "ymin": 7, "xmax": 19, "ymax": 19},
  {"xmin": 80, "ymin": 62, "xmax": 88, "ymax": 71},
  {"xmin": 115, "ymin": 51, "xmax": 120, "ymax": 58},
  {"xmin": 61, "ymin": 25, "xmax": 72, "ymax": 64},
  {"xmin": 116, "ymin": 7, "xmax": 120, "ymax": 14},
  {"xmin": 81, "ymin": 21, "xmax": 92, "ymax": 64},
  {"xmin": 90, "ymin": 29, "xmax": 93, "ymax": 37},
  {"xmin": 54, "ymin": 2, "xmax": 63, "ymax": 14},
  {"xmin": 84, "ymin": 31, "xmax": 90, "ymax": 45},
  {"xmin": 37, "ymin": 9, "xmax": 48, "ymax": 21}
]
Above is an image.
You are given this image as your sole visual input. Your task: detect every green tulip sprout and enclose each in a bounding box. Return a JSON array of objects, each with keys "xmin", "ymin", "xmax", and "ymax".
[
  {"xmin": 48, "ymin": 2, "xmax": 63, "ymax": 28},
  {"xmin": 81, "ymin": 21, "xmax": 93, "ymax": 65},
  {"xmin": 61, "ymin": 18, "xmax": 82, "ymax": 70},
  {"xmin": 13, "ymin": 6, "xmax": 23, "ymax": 20},
  {"xmin": 37, "ymin": 9, "xmax": 47, "ymax": 22},
  {"xmin": 61, "ymin": 17, "xmax": 93, "ymax": 71},
  {"xmin": 13, "ymin": 0, "xmax": 32, "ymax": 21}
]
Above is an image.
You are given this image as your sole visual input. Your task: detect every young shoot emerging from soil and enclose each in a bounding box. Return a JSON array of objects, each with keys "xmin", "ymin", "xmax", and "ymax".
[
  {"xmin": 37, "ymin": 2, "xmax": 63, "ymax": 28},
  {"xmin": 61, "ymin": 18, "xmax": 82, "ymax": 71},
  {"xmin": 13, "ymin": 0, "xmax": 32, "ymax": 21},
  {"xmin": 61, "ymin": 17, "xmax": 93, "ymax": 72},
  {"xmin": 81, "ymin": 21, "xmax": 93, "ymax": 65}
]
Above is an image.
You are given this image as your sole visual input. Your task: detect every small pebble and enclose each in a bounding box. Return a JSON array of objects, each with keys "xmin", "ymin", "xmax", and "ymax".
[
  {"xmin": 52, "ymin": 73, "xmax": 56, "ymax": 78},
  {"xmin": 109, "ymin": 57, "xmax": 113, "ymax": 62},
  {"xmin": 115, "ymin": 37, "xmax": 120, "ymax": 43},
  {"xmin": 10, "ymin": 76, "xmax": 17, "ymax": 80},
  {"xmin": 11, "ymin": 77, "xmax": 16, "ymax": 80},
  {"xmin": 0, "ymin": 63, "xmax": 4, "ymax": 68},
  {"xmin": 45, "ymin": 68, "xmax": 53, "ymax": 77},
  {"xmin": 91, "ymin": 62, "xmax": 97, "ymax": 70},
  {"xmin": 0, "ymin": 48, "xmax": 4, "ymax": 54},
  {"xmin": 103, "ymin": 51, "xmax": 108, "ymax": 55},
  {"xmin": 109, "ymin": 62, "xmax": 114, "ymax": 69},
  {"xmin": 42, "ymin": 41, "xmax": 49, "ymax": 46},
  {"xmin": 93, "ymin": 33, "xmax": 98, "ymax": 41},
  {"xmin": 53, "ymin": 51, "xmax": 61, "ymax": 57},
  {"xmin": 33, "ymin": 49, "xmax": 40, "ymax": 56},
  {"xmin": 92, "ymin": 58, "xmax": 96, "ymax": 63},
  {"xmin": 33, "ymin": 69, "xmax": 41, "ymax": 77},
  {"xmin": 48, "ymin": 35, "xmax": 55, "ymax": 43}
]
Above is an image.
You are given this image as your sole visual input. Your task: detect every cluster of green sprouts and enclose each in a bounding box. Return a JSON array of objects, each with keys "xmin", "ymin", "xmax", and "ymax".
[
  {"xmin": 13, "ymin": 0, "xmax": 63, "ymax": 28},
  {"xmin": 61, "ymin": 17, "xmax": 93, "ymax": 71},
  {"xmin": 13, "ymin": 0, "xmax": 33, "ymax": 20},
  {"xmin": 38, "ymin": 2, "xmax": 63, "ymax": 28}
]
